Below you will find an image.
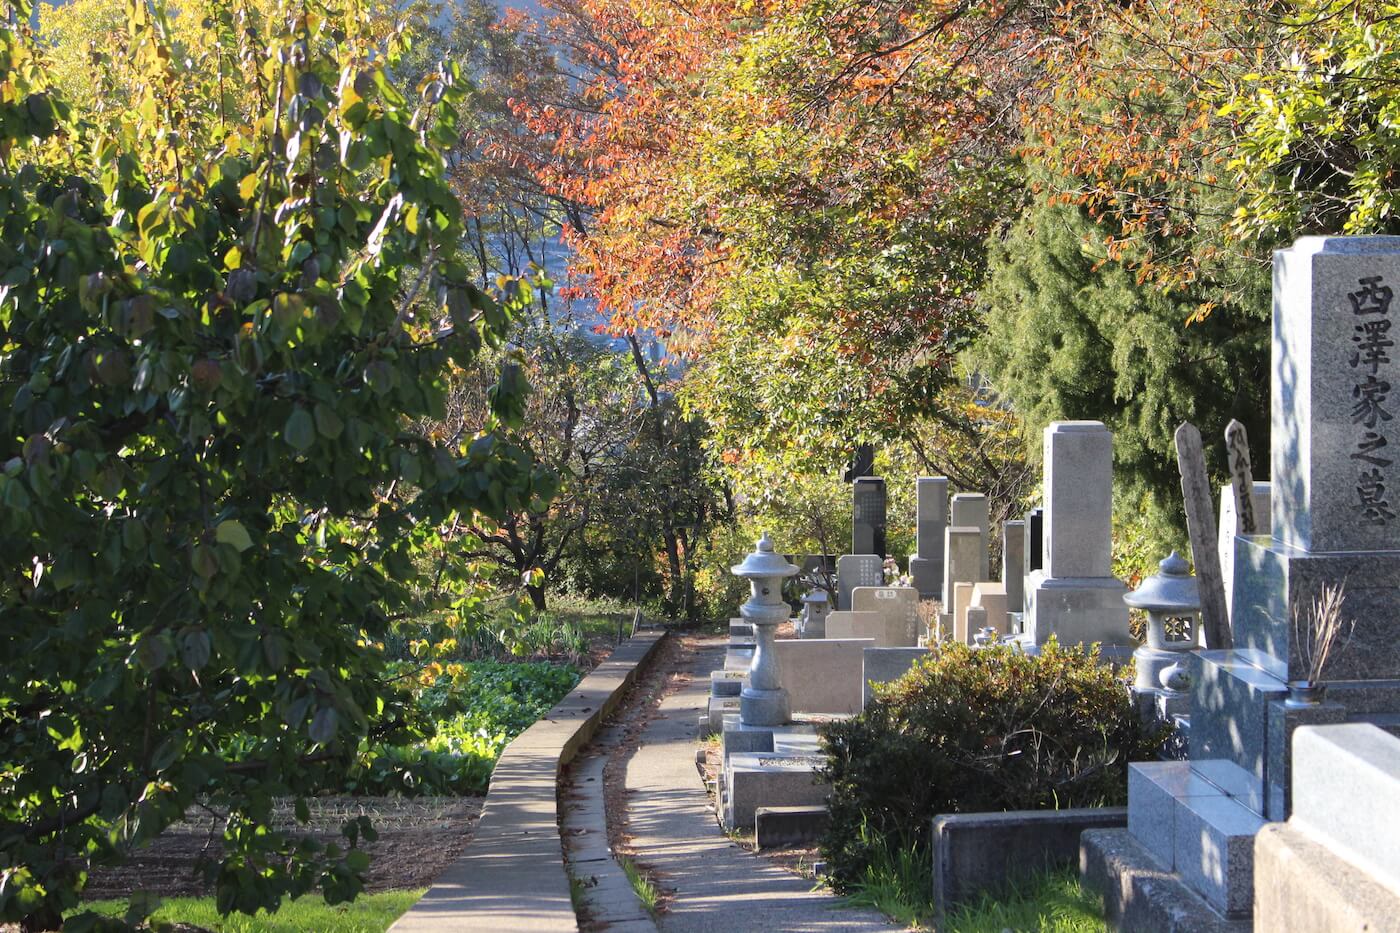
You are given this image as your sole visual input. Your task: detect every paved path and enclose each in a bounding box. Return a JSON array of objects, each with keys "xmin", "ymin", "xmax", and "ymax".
[{"xmin": 623, "ymin": 639, "xmax": 897, "ymax": 933}]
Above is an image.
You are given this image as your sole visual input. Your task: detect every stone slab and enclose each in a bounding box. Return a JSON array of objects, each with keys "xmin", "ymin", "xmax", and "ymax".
[
  {"xmin": 1173, "ymin": 794, "xmax": 1265, "ymax": 918},
  {"xmin": 1254, "ymin": 821, "xmax": 1400, "ymax": 933},
  {"xmin": 1264, "ymin": 698, "xmax": 1346, "ymax": 820},
  {"xmin": 1127, "ymin": 760, "xmax": 1227, "ymax": 871},
  {"xmin": 1189, "ymin": 650, "xmax": 1288, "ymax": 797},
  {"xmin": 852, "ymin": 476, "xmax": 887, "ymax": 556},
  {"xmin": 1080, "ymin": 828, "xmax": 1251, "ymax": 933},
  {"xmin": 724, "ymin": 753, "xmax": 829, "ymax": 829},
  {"xmin": 931, "ymin": 807, "xmax": 1126, "ymax": 919},
  {"xmin": 755, "ymin": 805, "xmax": 831, "ymax": 850},
  {"xmin": 772, "ymin": 637, "xmax": 873, "ymax": 715},
  {"xmin": 1002, "ymin": 520, "xmax": 1025, "ymax": 616},
  {"xmin": 1290, "ymin": 722, "xmax": 1400, "ymax": 893},
  {"xmin": 710, "ymin": 669, "xmax": 746, "ymax": 698},
  {"xmin": 1023, "ymin": 573, "xmax": 1130, "ymax": 647},
  {"xmin": 862, "ymin": 646, "xmax": 930, "ymax": 708},
  {"xmin": 950, "ymin": 492, "xmax": 989, "ymax": 535}
]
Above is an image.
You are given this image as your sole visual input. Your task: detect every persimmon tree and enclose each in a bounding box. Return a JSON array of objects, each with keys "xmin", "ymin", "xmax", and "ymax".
[{"xmin": 0, "ymin": 1, "xmax": 549, "ymax": 928}]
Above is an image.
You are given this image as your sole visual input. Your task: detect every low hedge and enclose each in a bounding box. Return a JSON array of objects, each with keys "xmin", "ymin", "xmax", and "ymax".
[{"xmin": 819, "ymin": 639, "xmax": 1162, "ymax": 889}]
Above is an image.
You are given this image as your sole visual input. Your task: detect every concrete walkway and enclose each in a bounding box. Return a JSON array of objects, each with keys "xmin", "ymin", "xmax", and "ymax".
[{"xmin": 623, "ymin": 640, "xmax": 897, "ymax": 933}]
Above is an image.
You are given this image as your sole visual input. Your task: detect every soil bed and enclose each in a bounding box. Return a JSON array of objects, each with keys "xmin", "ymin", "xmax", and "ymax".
[{"xmin": 82, "ymin": 796, "xmax": 483, "ymax": 900}]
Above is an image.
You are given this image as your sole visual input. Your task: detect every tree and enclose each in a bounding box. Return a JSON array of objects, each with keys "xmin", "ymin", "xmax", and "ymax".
[{"xmin": 0, "ymin": 1, "xmax": 548, "ymax": 927}]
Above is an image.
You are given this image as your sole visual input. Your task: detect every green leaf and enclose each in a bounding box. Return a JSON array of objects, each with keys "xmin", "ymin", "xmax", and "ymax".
[
  {"xmin": 178, "ymin": 628, "xmax": 211, "ymax": 671},
  {"xmin": 284, "ymin": 407, "xmax": 315, "ymax": 452},
  {"xmin": 313, "ymin": 402, "xmax": 344, "ymax": 439},
  {"xmin": 309, "ymin": 707, "xmax": 339, "ymax": 744},
  {"xmin": 215, "ymin": 519, "xmax": 254, "ymax": 552}
]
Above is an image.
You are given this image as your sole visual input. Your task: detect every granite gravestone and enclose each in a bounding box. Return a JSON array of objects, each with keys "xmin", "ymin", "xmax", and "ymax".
[
  {"xmin": 850, "ymin": 585, "xmax": 921, "ymax": 647},
  {"xmin": 852, "ymin": 477, "xmax": 887, "ymax": 556},
  {"xmin": 1002, "ymin": 520, "xmax": 1025, "ymax": 617},
  {"xmin": 1022, "ymin": 422, "xmax": 1130, "ymax": 654},
  {"xmin": 835, "ymin": 553, "xmax": 883, "ymax": 612},
  {"xmin": 909, "ymin": 477, "xmax": 949, "ymax": 599},
  {"xmin": 950, "ymin": 493, "xmax": 990, "ymax": 581},
  {"xmin": 1023, "ymin": 507, "xmax": 1043, "ymax": 612},
  {"xmin": 940, "ymin": 527, "xmax": 985, "ymax": 637}
]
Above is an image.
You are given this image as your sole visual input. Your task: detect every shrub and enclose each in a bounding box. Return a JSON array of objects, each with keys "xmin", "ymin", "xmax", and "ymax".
[{"xmin": 819, "ymin": 639, "xmax": 1162, "ymax": 890}]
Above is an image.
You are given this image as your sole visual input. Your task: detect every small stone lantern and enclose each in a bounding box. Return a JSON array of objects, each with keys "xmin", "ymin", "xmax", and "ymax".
[
  {"xmin": 733, "ymin": 533, "xmax": 799, "ymax": 727},
  {"xmin": 799, "ymin": 588, "xmax": 830, "ymax": 639},
  {"xmin": 1123, "ymin": 551, "xmax": 1200, "ymax": 718}
]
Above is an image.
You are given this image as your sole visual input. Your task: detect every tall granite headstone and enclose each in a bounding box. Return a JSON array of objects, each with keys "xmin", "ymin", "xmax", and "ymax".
[
  {"xmin": 909, "ymin": 477, "xmax": 948, "ymax": 599},
  {"xmin": 1002, "ymin": 520, "xmax": 1025, "ymax": 615},
  {"xmin": 852, "ymin": 477, "xmax": 887, "ymax": 556},
  {"xmin": 949, "ymin": 493, "xmax": 990, "ymax": 581},
  {"xmin": 1105, "ymin": 238, "xmax": 1400, "ymax": 923},
  {"xmin": 1022, "ymin": 422, "xmax": 1130, "ymax": 654},
  {"xmin": 1023, "ymin": 507, "xmax": 1043, "ymax": 613}
]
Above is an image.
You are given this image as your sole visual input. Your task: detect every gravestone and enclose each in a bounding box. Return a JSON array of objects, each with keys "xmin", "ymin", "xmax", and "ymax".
[
  {"xmin": 940, "ymin": 528, "xmax": 984, "ymax": 636},
  {"xmin": 1022, "ymin": 422, "xmax": 1130, "ymax": 654},
  {"xmin": 1002, "ymin": 520, "xmax": 1025, "ymax": 616},
  {"xmin": 835, "ymin": 553, "xmax": 883, "ymax": 612},
  {"xmin": 851, "ymin": 477, "xmax": 887, "ymax": 556},
  {"xmin": 1088, "ymin": 237, "xmax": 1400, "ymax": 924},
  {"xmin": 909, "ymin": 477, "xmax": 949, "ymax": 598},
  {"xmin": 1023, "ymin": 507, "xmax": 1043, "ymax": 612},
  {"xmin": 950, "ymin": 493, "xmax": 990, "ymax": 581},
  {"xmin": 850, "ymin": 585, "xmax": 920, "ymax": 647}
]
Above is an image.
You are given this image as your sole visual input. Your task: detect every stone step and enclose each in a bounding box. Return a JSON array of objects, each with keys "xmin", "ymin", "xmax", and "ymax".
[
  {"xmin": 707, "ymin": 696, "xmax": 740, "ymax": 732},
  {"xmin": 1127, "ymin": 760, "xmax": 1265, "ymax": 919},
  {"xmin": 755, "ymin": 805, "xmax": 830, "ymax": 849},
  {"xmin": 1080, "ymin": 827, "xmax": 1251, "ymax": 933},
  {"xmin": 710, "ymin": 670, "xmax": 745, "ymax": 698}
]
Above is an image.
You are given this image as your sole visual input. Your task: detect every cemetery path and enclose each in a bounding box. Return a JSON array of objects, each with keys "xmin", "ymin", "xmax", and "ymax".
[{"xmin": 623, "ymin": 638, "xmax": 899, "ymax": 933}]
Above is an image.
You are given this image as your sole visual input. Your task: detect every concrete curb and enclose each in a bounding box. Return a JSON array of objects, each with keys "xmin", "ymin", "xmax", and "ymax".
[{"xmin": 390, "ymin": 630, "xmax": 668, "ymax": 933}]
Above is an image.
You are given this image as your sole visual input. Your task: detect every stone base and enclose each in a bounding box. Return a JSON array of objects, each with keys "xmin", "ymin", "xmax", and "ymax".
[
  {"xmin": 1254, "ymin": 822, "xmax": 1400, "ymax": 933},
  {"xmin": 1023, "ymin": 572, "xmax": 1131, "ymax": 648},
  {"xmin": 909, "ymin": 556, "xmax": 941, "ymax": 600},
  {"xmin": 1232, "ymin": 534, "xmax": 1400, "ymax": 681},
  {"xmin": 722, "ymin": 753, "xmax": 828, "ymax": 829},
  {"xmin": 707, "ymin": 696, "xmax": 741, "ymax": 732},
  {"xmin": 1127, "ymin": 760, "xmax": 1265, "ymax": 918},
  {"xmin": 1080, "ymin": 828, "xmax": 1250, "ymax": 933},
  {"xmin": 710, "ymin": 670, "xmax": 745, "ymax": 697},
  {"xmin": 720, "ymin": 721, "xmax": 774, "ymax": 758}
]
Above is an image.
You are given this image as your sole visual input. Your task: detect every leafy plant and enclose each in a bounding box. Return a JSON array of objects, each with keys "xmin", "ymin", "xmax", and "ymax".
[
  {"xmin": 819, "ymin": 640, "xmax": 1162, "ymax": 890},
  {"xmin": 0, "ymin": 1, "xmax": 554, "ymax": 927}
]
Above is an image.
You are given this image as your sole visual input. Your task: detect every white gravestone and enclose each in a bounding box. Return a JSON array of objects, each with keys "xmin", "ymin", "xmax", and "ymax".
[
  {"xmin": 851, "ymin": 585, "xmax": 920, "ymax": 647},
  {"xmin": 940, "ymin": 527, "xmax": 985, "ymax": 636},
  {"xmin": 1023, "ymin": 421, "xmax": 1131, "ymax": 652}
]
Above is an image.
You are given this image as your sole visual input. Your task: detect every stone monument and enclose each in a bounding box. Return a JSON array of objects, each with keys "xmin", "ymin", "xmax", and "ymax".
[
  {"xmin": 950, "ymin": 492, "xmax": 990, "ymax": 580},
  {"xmin": 835, "ymin": 553, "xmax": 882, "ymax": 612},
  {"xmin": 1022, "ymin": 421, "xmax": 1130, "ymax": 656},
  {"xmin": 1002, "ymin": 519, "xmax": 1025, "ymax": 617},
  {"xmin": 1023, "ymin": 506, "xmax": 1043, "ymax": 613},
  {"xmin": 909, "ymin": 476, "xmax": 948, "ymax": 598},
  {"xmin": 851, "ymin": 477, "xmax": 887, "ymax": 556}
]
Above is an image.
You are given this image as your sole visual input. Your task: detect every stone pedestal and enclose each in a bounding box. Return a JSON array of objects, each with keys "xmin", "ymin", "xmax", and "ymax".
[
  {"xmin": 852, "ymin": 477, "xmax": 887, "ymax": 556},
  {"xmin": 1023, "ymin": 422, "xmax": 1130, "ymax": 651},
  {"xmin": 910, "ymin": 476, "xmax": 948, "ymax": 599}
]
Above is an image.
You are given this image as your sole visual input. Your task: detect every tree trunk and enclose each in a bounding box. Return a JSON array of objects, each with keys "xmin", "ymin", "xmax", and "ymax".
[{"xmin": 526, "ymin": 583, "xmax": 548, "ymax": 612}]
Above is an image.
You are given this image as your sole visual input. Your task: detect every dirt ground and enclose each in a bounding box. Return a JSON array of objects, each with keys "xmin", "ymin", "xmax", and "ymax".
[{"xmin": 82, "ymin": 796, "xmax": 484, "ymax": 900}]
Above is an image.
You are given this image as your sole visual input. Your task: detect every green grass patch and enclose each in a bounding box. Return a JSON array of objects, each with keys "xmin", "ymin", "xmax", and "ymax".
[
  {"xmin": 840, "ymin": 828, "xmax": 1105, "ymax": 931},
  {"xmin": 945, "ymin": 869, "xmax": 1105, "ymax": 932},
  {"xmin": 72, "ymin": 890, "xmax": 424, "ymax": 932},
  {"xmin": 620, "ymin": 857, "xmax": 661, "ymax": 917}
]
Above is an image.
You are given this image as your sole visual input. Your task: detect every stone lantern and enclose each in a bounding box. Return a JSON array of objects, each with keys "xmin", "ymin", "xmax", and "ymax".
[
  {"xmin": 799, "ymin": 588, "xmax": 830, "ymax": 639},
  {"xmin": 732, "ymin": 533, "xmax": 799, "ymax": 727},
  {"xmin": 1123, "ymin": 551, "xmax": 1200, "ymax": 719}
]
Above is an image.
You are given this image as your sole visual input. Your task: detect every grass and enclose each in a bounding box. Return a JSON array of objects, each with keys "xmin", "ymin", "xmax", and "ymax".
[
  {"xmin": 840, "ymin": 830, "xmax": 1105, "ymax": 931},
  {"xmin": 619, "ymin": 856, "xmax": 661, "ymax": 917},
  {"xmin": 945, "ymin": 869, "xmax": 1106, "ymax": 932},
  {"xmin": 71, "ymin": 890, "xmax": 425, "ymax": 932}
]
